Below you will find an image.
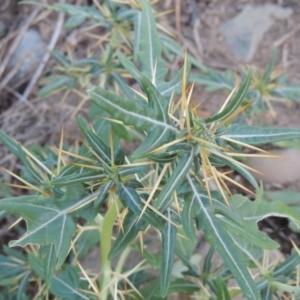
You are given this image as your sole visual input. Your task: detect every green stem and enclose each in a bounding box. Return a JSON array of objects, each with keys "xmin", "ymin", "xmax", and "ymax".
[{"xmin": 95, "ymin": 198, "xmax": 122, "ymax": 300}]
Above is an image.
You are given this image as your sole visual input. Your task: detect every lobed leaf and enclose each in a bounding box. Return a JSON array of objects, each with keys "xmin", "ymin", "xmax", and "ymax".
[
  {"xmin": 0, "ymin": 190, "xmax": 94, "ymax": 268},
  {"xmin": 232, "ymin": 191, "xmax": 300, "ymax": 231}
]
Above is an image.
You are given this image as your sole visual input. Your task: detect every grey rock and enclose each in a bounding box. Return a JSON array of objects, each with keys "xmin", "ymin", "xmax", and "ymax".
[
  {"xmin": 221, "ymin": 4, "xmax": 292, "ymax": 62},
  {"xmin": 8, "ymin": 28, "xmax": 46, "ymax": 80},
  {"xmin": 245, "ymin": 148, "xmax": 300, "ymax": 185}
]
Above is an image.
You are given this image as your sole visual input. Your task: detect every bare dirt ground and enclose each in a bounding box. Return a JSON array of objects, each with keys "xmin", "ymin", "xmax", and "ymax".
[{"xmin": 1, "ymin": 0, "xmax": 300, "ymax": 298}]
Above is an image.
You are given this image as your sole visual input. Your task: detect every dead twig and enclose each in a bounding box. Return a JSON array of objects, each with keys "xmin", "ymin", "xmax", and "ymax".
[
  {"xmin": 22, "ymin": 10, "xmax": 65, "ymax": 100},
  {"xmin": 273, "ymin": 23, "xmax": 300, "ymax": 48}
]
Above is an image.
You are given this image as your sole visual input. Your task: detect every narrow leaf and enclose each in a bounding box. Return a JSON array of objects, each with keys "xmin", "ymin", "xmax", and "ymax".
[
  {"xmin": 224, "ymin": 125, "xmax": 300, "ymax": 145},
  {"xmin": 109, "ymin": 211, "xmax": 145, "ymax": 259},
  {"xmin": 28, "ymin": 254, "xmax": 93, "ymax": 300},
  {"xmin": 52, "ymin": 170, "xmax": 105, "ymax": 186},
  {"xmin": 118, "ymin": 184, "xmax": 163, "ymax": 230},
  {"xmin": 118, "ymin": 165, "xmax": 149, "ymax": 177},
  {"xmin": 42, "ymin": 244, "xmax": 57, "ymax": 288},
  {"xmin": 205, "ymin": 68, "xmax": 251, "ymax": 124},
  {"xmin": 89, "ymin": 86, "xmax": 174, "ymax": 133},
  {"xmin": 182, "ymin": 194, "xmax": 199, "ymax": 241},
  {"xmin": 77, "ymin": 116, "xmax": 111, "ymax": 164},
  {"xmin": 187, "ymin": 174, "xmax": 261, "ymax": 300},
  {"xmin": 160, "ymin": 210, "xmax": 177, "ymax": 297},
  {"xmin": 155, "ymin": 147, "xmax": 194, "ymax": 212},
  {"xmin": 94, "ymin": 181, "xmax": 113, "ymax": 209},
  {"xmin": 138, "ymin": 0, "xmax": 167, "ymax": 85},
  {"xmin": 64, "ymin": 15, "xmax": 86, "ymax": 28},
  {"xmin": 209, "ymin": 152, "xmax": 258, "ymax": 190},
  {"xmin": 0, "ymin": 130, "xmax": 20, "ymax": 158}
]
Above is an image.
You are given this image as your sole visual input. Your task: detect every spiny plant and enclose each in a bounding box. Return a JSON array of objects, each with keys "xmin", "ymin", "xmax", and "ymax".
[
  {"xmin": 189, "ymin": 49, "xmax": 300, "ymax": 118},
  {"xmin": 1, "ymin": 1, "xmax": 300, "ymax": 299}
]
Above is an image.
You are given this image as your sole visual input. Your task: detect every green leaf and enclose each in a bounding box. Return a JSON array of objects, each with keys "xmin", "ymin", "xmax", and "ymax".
[
  {"xmin": 182, "ymin": 194, "xmax": 200, "ymax": 241},
  {"xmin": 52, "ymin": 170, "xmax": 105, "ymax": 186},
  {"xmin": 209, "ymin": 152, "xmax": 258, "ymax": 190},
  {"xmin": 190, "ymin": 68, "xmax": 234, "ymax": 92},
  {"xmin": 226, "ymin": 236, "xmax": 263, "ymax": 268},
  {"xmin": 0, "ymin": 130, "xmax": 21, "ymax": 159},
  {"xmin": 187, "ymin": 174, "xmax": 261, "ymax": 300},
  {"xmin": 38, "ymin": 76, "xmax": 76, "ymax": 97},
  {"xmin": 114, "ymin": 145, "xmax": 125, "ymax": 165},
  {"xmin": 0, "ymin": 254, "xmax": 27, "ymax": 283},
  {"xmin": 273, "ymin": 250, "xmax": 300, "ymax": 277},
  {"xmin": 50, "ymin": 51, "xmax": 71, "ymax": 67},
  {"xmin": 118, "ymin": 184, "xmax": 163, "ymax": 230},
  {"xmin": 215, "ymin": 276, "xmax": 231, "ymax": 300},
  {"xmin": 273, "ymin": 83, "xmax": 300, "ymax": 102},
  {"xmin": 232, "ymin": 189, "xmax": 300, "ymax": 232},
  {"xmin": 109, "ymin": 211, "xmax": 145, "ymax": 259},
  {"xmin": 260, "ymin": 286, "xmax": 273, "ymax": 300},
  {"xmin": 155, "ymin": 147, "xmax": 194, "ymax": 212},
  {"xmin": 89, "ymin": 87, "xmax": 175, "ymax": 133},
  {"xmin": 94, "ymin": 181, "xmax": 113, "ymax": 209},
  {"xmin": 160, "ymin": 210, "xmax": 177, "ymax": 297},
  {"xmin": 224, "ymin": 125, "xmax": 300, "ymax": 145},
  {"xmin": 74, "ymin": 224, "xmax": 99, "ymax": 260},
  {"xmin": 148, "ymin": 152, "xmax": 178, "ymax": 163},
  {"xmin": 16, "ymin": 271, "xmax": 31, "ymax": 300},
  {"xmin": 178, "ymin": 180, "xmax": 244, "ymax": 227},
  {"xmin": 0, "ymin": 191, "xmax": 94, "ymax": 268},
  {"xmin": 64, "ymin": 15, "xmax": 86, "ymax": 28},
  {"xmin": 77, "ymin": 116, "xmax": 111, "ymax": 164},
  {"xmin": 160, "ymin": 34, "xmax": 207, "ymax": 72},
  {"xmin": 205, "ymin": 68, "xmax": 252, "ymax": 124},
  {"xmin": 263, "ymin": 49, "xmax": 277, "ymax": 82},
  {"xmin": 41, "ymin": 244, "xmax": 56, "ymax": 288},
  {"xmin": 223, "ymin": 216, "xmax": 278, "ymax": 250},
  {"xmin": 28, "ymin": 254, "xmax": 94, "ymax": 300},
  {"xmin": 53, "ymin": 3, "xmax": 104, "ymax": 23},
  {"xmin": 175, "ymin": 229, "xmax": 199, "ymax": 276},
  {"xmin": 138, "ymin": 0, "xmax": 167, "ymax": 86},
  {"xmin": 118, "ymin": 165, "xmax": 149, "ymax": 177},
  {"xmin": 17, "ymin": 145, "xmax": 44, "ymax": 184},
  {"xmin": 167, "ymin": 278, "xmax": 199, "ymax": 294}
]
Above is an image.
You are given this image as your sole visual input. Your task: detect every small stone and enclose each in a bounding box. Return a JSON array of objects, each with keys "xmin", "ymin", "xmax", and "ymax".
[
  {"xmin": 245, "ymin": 148, "xmax": 300, "ymax": 185},
  {"xmin": 221, "ymin": 4, "xmax": 292, "ymax": 62},
  {"xmin": 7, "ymin": 28, "xmax": 46, "ymax": 81}
]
